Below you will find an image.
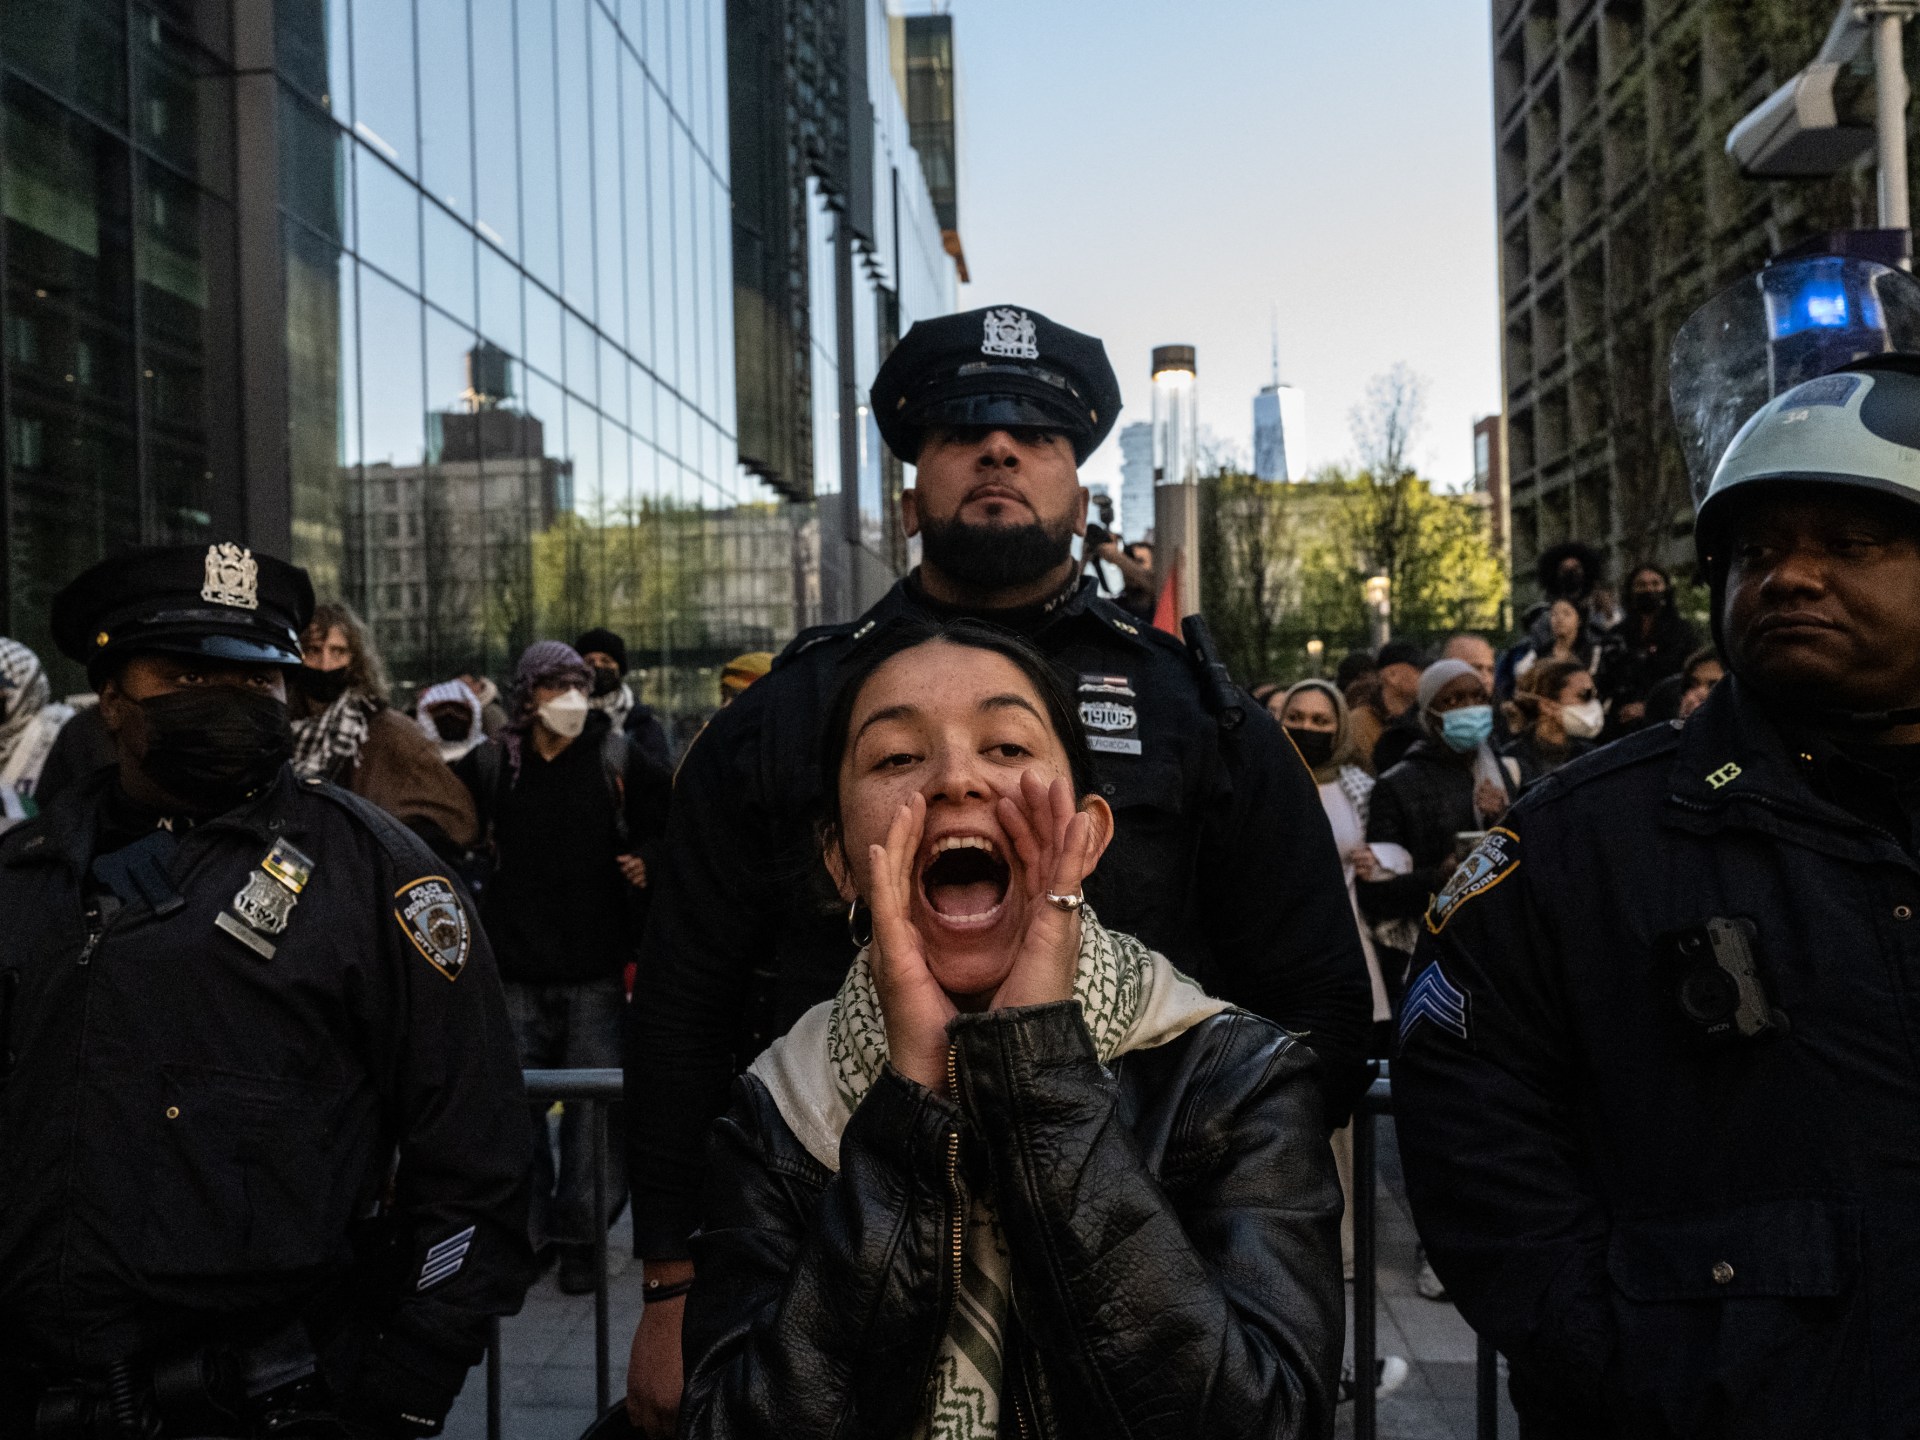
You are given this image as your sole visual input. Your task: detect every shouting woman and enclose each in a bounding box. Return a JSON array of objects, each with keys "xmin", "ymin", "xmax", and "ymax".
[{"xmin": 676, "ymin": 617, "xmax": 1341, "ymax": 1440}]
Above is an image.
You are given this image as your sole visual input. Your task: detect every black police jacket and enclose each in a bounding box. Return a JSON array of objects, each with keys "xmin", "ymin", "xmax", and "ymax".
[
  {"xmin": 0, "ymin": 767, "xmax": 532, "ymax": 1424},
  {"xmin": 679, "ymin": 1003, "xmax": 1342, "ymax": 1440},
  {"xmin": 626, "ymin": 574, "xmax": 1372, "ymax": 1258},
  {"xmin": 1395, "ymin": 679, "xmax": 1920, "ymax": 1437}
]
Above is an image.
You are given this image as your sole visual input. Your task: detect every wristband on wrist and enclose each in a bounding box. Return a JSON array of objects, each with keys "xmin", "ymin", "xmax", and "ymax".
[{"xmin": 643, "ymin": 1275, "xmax": 694, "ymax": 1302}]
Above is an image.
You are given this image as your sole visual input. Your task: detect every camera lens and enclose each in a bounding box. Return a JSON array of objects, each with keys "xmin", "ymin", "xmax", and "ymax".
[{"xmin": 1679, "ymin": 966, "xmax": 1740, "ymax": 1024}]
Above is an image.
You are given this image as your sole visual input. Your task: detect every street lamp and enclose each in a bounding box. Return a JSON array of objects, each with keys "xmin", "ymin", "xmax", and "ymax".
[
  {"xmin": 1363, "ymin": 575, "xmax": 1391, "ymax": 650},
  {"xmin": 1728, "ymin": 1, "xmax": 1917, "ymax": 263},
  {"xmin": 1305, "ymin": 637, "xmax": 1325, "ymax": 676},
  {"xmin": 1151, "ymin": 345, "xmax": 1202, "ymax": 621}
]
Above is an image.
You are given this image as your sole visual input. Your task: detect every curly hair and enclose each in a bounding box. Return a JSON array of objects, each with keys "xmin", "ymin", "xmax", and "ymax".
[{"xmin": 303, "ymin": 601, "xmax": 391, "ymax": 701}]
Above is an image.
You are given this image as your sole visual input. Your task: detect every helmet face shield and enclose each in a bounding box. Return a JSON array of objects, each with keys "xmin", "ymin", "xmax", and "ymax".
[{"xmin": 1670, "ymin": 257, "xmax": 1920, "ymax": 509}]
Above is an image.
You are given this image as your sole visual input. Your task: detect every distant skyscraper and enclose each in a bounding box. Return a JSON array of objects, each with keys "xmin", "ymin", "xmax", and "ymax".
[
  {"xmin": 1253, "ymin": 384, "xmax": 1307, "ymax": 481},
  {"xmin": 1118, "ymin": 422, "xmax": 1155, "ymax": 541}
]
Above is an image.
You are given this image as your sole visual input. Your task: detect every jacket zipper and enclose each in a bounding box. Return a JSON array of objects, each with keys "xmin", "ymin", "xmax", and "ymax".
[
  {"xmin": 1670, "ymin": 790, "xmax": 1913, "ymax": 866},
  {"xmin": 944, "ymin": 1044, "xmax": 963, "ymax": 1305},
  {"xmin": 76, "ymin": 901, "xmax": 104, "ymax": 966}
]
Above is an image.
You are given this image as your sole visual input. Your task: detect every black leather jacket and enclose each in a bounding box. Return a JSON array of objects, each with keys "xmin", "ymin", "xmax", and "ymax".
[{"xmin": 679, "ymin": 1002, "xmax": 1342, "ymax": 1440}]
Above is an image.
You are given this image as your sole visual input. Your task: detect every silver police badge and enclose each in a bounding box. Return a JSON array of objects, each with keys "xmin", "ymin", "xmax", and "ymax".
[
  {"xmin": 980, "ymin": 307, "xmax": 1039, "ymax": 360},
  {"xmin": 201, "ymin": 542, "xmax": 260, "ymax": 610},
  {"xmin": 232, "ymin": 869, "xmax": 296, "ymax": 935},
  {"xmin": 396, "ymin": 876, "xmax": 472, "ymax": 982}
]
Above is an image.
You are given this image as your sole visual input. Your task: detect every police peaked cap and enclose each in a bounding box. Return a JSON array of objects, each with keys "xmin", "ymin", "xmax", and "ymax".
[
  {"xmin": 52, "ymin": 542, "xmax": 315, "ymax": 684},
  {"xmin": 871, "ymin": 305, "xmax": 1122, "ymax": 465}
]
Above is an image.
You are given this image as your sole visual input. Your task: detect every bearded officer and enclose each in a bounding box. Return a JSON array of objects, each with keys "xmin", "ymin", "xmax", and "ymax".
[
  {"xmin": 623, "ymin": 304, "xmax": 1371, "ymax": 1434},
  {"xmin": 0, "ymin": 545, "xmax": 531, "ymax": 1439},
  {"xmin": 1395, "ymin": 355, "xmax": 1920, "ymax": 1436}
]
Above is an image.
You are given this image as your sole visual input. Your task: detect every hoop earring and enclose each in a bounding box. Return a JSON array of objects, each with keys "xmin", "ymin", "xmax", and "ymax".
[{"xmin": 848, "ymin": 899, "xmax": 873, "ymax": 950}]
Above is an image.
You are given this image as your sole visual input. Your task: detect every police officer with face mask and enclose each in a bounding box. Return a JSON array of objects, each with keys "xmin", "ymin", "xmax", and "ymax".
[
  {"xmin": 623, "ymin": 305, "xmax": 1371, "ymax": 1435},
  {"xmin": 0, "ymin": 544, "xmax": 532, "ymax": 1439}
]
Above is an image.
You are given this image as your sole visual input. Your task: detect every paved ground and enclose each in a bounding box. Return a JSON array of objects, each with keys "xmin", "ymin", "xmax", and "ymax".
[{"xmin": 445, "ymin": 1124, "xmax": 1516, "ymax": 1440}]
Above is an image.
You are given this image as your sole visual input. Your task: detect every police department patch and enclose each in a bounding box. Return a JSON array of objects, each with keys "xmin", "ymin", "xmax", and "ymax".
[
  {"xmin": 1425, "ymin": 826, "xmax": 1520, "ymax": 935},
  {"xmin": 395, "ymin": 876, "xmax": 472, "ymax": 981},
  {"xmin": 1400, "ymin": 963, "xmax": 1471, "ymax": 1045}
]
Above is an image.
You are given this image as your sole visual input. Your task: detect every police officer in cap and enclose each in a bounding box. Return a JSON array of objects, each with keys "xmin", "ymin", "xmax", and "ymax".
[
  {"xmin": 1396, "ymin": 262, "xmax": 1920, "ymax": 1436},
  {"xmin": 623, "ymin": 305, "xmax": 1371, "ymax": 1433},
  {"xmin": 0, "ymin": 544, "xmax": 532, "ymax": 1439}
]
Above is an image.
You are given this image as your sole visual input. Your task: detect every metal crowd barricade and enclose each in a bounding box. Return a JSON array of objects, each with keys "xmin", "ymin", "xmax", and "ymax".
[
  {"xmin": 487, "ymin": 1068, "xmax": 625, "ymax": 1440},
  {"xmin": 1354, "ymin": 1072, "xmax": 1503, "ymax": 1440},
  {"xmin": 492, "ymin": 1069, "xmax": 1503, "ymax": 1440}
]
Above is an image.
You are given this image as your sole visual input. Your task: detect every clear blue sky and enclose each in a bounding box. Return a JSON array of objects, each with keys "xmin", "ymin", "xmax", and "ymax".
[{"xmin": 943, "ymin": 0, "xmax": 1501, "ymax": 504}]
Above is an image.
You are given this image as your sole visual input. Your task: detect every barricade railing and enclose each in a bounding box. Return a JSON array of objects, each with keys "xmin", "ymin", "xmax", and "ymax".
[
  {"xmin": 1354, "ymin": 1071, "xmax": 1502, "ymax": 1440},
  {"xmin": 495, "ymin": 1068, "xmax": 1502, "ymax": 1440}
]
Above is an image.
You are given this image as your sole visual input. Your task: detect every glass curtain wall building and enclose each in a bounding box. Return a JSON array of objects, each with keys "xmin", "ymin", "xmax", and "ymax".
[{"xmin": 1, "ymin": 0, "xmax": 960, "ymax": 725}]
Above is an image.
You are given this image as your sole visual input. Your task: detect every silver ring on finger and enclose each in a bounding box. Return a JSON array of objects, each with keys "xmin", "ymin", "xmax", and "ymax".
[{"xmin": 1045, "ymin": 891, "xmax": 1084, "ymax": 912}]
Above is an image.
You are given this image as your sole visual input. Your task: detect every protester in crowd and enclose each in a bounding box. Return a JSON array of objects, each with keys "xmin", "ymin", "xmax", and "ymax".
[
  {"xmin": 457, "ymin": 640, "xmax": 671, "ymax": 1294},
  {"xmin": 677, "ymin": 618, "xmax": 1343, "ymax": 1439},
  {"xmin": 463, "ymin": 672, "xmax": 509, "ymax": 738},
  {"xmin": 1677, "ymin": 645, "xmax": 1724, "ymax": 718},
  {"xmin": 577, "ymin": 627, "xmax": 672, "ymax": 771},
  {"xmin": 418, "ymin": 677, "xmax": 487, "ymax": 764},
  {"xmin": 291, "ymin": 602, "xmax": 478, "ymax": 860},
  {"xmin": 1369, "ymin": 638, "xmax": 1430, "ymax": 773},
  {"xmin": 1602, "ymin": 564, "xmax": 1699, "ymax": 729},
  {"xmin": 718, "ymin": 650, "xmax": 772, "ymax": 707},
  {"xmin": 1511, "ymin": 598, "xmax": 1612, "ymax": 689},
  {"xmin": 1337, "ymin": 652, "xmax": 1385, "ymax": 772},
  {"xmin": 1359, "ymin": 658, "xmax": 1515, "ymax": 975},
  {"xmin": 1500, "ymin": 658, "xmax": 1601, "ymax": 787},
  {"xmin": 1090, "ymin": 536, "xmax": 1157, "ymax": 622},
  {"xmin": 0, "ymin": 638, "xmax": 74, "ymax": 832},
  {"xmin": 1277, "ymin": 682, "xmax": 1396, "ymax": 1267}
]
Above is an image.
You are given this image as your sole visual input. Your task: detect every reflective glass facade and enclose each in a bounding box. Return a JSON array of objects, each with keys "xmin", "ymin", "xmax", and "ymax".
[
  {"xmin": 1, "ymin": 0, "xmax": 242, "ymax": 692},
  {"xmin": 1, "ymin": 0, "xmax": 959, "ymax": 721}
]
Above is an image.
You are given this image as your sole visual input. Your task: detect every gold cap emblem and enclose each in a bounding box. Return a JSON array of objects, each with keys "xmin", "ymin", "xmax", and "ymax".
[{"xmin": 201, "ymin": 542, "xmax": 259, "ymax": 610}]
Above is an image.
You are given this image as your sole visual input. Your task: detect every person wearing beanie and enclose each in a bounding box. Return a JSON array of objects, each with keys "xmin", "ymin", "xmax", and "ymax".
[
  {"xmin": 456, "ymin": 640, "xmax": 671, "ymax": 1294},
  {"xmin": 1369, "ymin": 639, "xmax": 1430, "ymax": 773},
  {"xmin": 575, "ymin": 628, "xmax": 672, "ymax": 771}
]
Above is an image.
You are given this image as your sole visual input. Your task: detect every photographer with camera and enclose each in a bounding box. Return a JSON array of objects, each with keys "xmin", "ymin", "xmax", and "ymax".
[
  {"xmin": 1084, "ymin": 501, "xmax": 1157, "ymax": 624},
  {"xmin": 1394, "ymin": 266, "xmax": 1920, "ymax": 1437}
]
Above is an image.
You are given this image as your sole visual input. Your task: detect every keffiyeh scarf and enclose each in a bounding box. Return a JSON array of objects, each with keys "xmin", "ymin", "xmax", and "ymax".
[
  {"xmin": 749, "ymin": 909, "xmax": 1228, "ymax": 1440},
  {"xmin": 0, "ymin": 638, "xmax": 49, "ymax": 768},
  {"xmin": 291, "ymin": 690, "xmax": 375, "ymax": 782}
]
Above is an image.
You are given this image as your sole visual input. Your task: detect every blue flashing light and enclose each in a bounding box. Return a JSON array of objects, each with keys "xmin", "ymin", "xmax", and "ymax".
[{"xmin": 1766, "ymin": 256, "xmax": 1885, "ymax": 340}]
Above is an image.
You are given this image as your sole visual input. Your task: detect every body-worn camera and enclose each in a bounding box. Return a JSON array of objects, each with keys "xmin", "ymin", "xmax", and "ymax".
[{"xmin": 1660, "ymin": 916, "xmax": 1789, "ymax": 1043}]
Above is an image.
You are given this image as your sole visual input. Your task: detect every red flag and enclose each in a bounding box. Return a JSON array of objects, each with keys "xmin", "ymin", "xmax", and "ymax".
[{"xmin": 1152, "ymin": 554, "xmax": 1182, "ymax": 636}]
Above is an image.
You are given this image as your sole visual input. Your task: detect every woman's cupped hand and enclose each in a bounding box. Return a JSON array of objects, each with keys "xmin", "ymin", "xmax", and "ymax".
[{"xmin": 866, "ymin": 772, "xmax": 1102, "ymax": 1095}]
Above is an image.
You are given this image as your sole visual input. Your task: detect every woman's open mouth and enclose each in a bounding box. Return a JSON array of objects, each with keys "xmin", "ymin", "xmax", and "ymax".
[{"xmin": 917, "ymin": 834, "xmax": 1013, "ymax": 930}]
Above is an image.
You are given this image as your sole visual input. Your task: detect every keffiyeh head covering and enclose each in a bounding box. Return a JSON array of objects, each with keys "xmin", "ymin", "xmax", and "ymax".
[
  {"xmin": 0, "ymin": 638, "xmax": 52, "ymax": 767},
  {"xmin": 417, "ymin": 679, "xmax": 484, "ymax": 762}
]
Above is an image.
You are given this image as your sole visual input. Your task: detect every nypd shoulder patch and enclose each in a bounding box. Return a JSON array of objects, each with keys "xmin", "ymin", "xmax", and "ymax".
[
  {"xmin": 1400, "ymin": 963, "xmax": 1471, "ymax": 1045},
  {"xmin": 1425, "ymin": 826, "xmax": 1520, "ymax": 935},
  {"xmin": 395, "ymin": 876, "xmax": 472, "ymax": 982}
]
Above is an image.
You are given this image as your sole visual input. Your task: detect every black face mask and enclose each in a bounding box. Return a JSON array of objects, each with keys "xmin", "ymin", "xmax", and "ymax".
[
  {"xmin": 134, "ymin": 687, "xmax": 292, "ymax": 813},
  {"xmin": 590, "ymin": 666, "xmax": 623, "ymax": 698},
  {"xmin": 429, "ymin": 707, "xmax": 472, "ymax": 742},
  {"xmin": 917, "ymin": 513, "xmax": 1074, "ymax": 593},
  {"xmin": 1631, "ymin": 589, "xmax": 1666, "ymax": 615},
  {"xmin": 291, "ymin": 664, "xmax": 352, "ymax": 704},
  {"xmin": 1285, "ymin": 726, "xmax": 1337, "ymax": 769}
]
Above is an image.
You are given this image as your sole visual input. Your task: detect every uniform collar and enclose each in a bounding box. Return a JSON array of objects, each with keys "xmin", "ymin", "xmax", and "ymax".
[
  {"xmin": 892, "ymin": 570, "xmax": 1149, "ymax": 651},
  {"xmin": 1667, "ymin": 678, "xmax": 1898, "ymax": 842}
]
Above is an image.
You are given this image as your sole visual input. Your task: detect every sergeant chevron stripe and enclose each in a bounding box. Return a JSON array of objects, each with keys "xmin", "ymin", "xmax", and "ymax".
[
  {"xmin": 1400, "ymin": 964, "xmax": 1471, "ymax": 1044},
  {"xmin": 417, "ymin": 1225, "xmax": 477, "ymax": 1290}
]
